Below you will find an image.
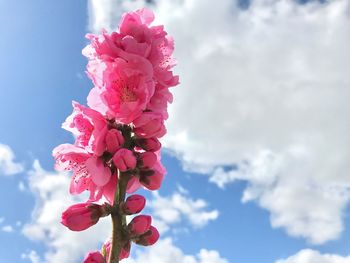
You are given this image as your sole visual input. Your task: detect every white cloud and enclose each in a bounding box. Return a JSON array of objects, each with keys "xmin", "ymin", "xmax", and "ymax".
[
  {"xmin": 1, "ymin": 225, "xmax": 14, "ymax": 233},
  {"xmin": 149, "ymin": 190, "xmax": 219, "ymax": 233},
  {"xmin": 21, "ymin": 250, "xmax": 41, "ymax": 263},
  {"xmin": 22, "ymin": 160, "xmax": 110, "ymax": 263},
  {"xmin": 126, "ymin": 238, "xmax": 228, "ymax": 263},
  {"xmin": 0, "ymin": 143, "xmax": 23, "ymax": 175},
  {"xmin": 18, "ymin": 181, "xmax": 26, "ymax": 191},
  {"xmin": 276, "ymin": 249, "xmax": 350, "ymax": 263},
  {"xmin": 87, "ymin": 0, "xmax": 350, "ymax": 244}
]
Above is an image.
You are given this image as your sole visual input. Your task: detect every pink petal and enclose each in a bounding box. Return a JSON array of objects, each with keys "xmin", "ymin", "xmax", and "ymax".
[
  {"xmin": 86, "ymin": 157, "xmax": 111, "ymax": 186},
  {"xmin": 126, "ymin": 176, "xmax": 142, "ymax": 194}
]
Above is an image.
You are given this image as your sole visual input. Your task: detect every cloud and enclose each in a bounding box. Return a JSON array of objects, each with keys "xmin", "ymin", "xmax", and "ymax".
[
  {"xmin": 149, "ymin": 189, "xmax": 219, "ymax": 233},
  {"xmin": 87, "ymin": 0, "xmax": 350, "ymax": 244},
  {"xmin": 0, "ymin": 143, "xmax": 23, "ymax": 175},
  {"xmin": 276, "ymin": 249, "xmax": 350, "ymax": 263},
  {"xmin": 18, "ymin": 181, "xmax": 26, "ymax": 191},
  {"xmin": 22, "ymin": 160, "xmax": 111, "ymax": 263},
  {"xmin": 21, "ymin": 250, "xmax": 41, "ymax": 263},
  {"xmin": 126, "ymin": 238, "xmax": 228, "ymax": 263},
  {"xmin": 1, "ymin": 225, "xmax": 14, "ymax": 233}
]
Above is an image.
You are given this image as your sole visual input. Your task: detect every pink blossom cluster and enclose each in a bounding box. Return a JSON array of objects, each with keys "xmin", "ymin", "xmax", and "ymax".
[{"xmin": 52, "ymin": 8, "xmax": 178, "ymax": 263}]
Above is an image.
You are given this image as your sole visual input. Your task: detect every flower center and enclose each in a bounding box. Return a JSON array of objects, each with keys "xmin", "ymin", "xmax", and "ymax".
[
  {"xmin": 112, "ymin": 79, "xmax": 137, "ymax": 102},
  {"xmin": 121, "ymin": 86, "xmax": 137, "ymax": 102}
]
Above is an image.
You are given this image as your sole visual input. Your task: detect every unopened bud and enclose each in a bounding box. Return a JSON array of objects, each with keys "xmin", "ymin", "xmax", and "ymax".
[
  {"xmin": 121, "ymin": 195, "xmax": 146, "ymax": 215},
  {"xmin": 61, "ymin": 203, "xmax": 104, "ymax": 231},
  {"xmin": 112, "ymin": 148, "xmax": 136, "ymax": 172},
  {"xmin": 134, "ymin": 226, "xmax": 159, "ymax": 246},
  {"xmin": 128, "ymin": 215, "xmax": 152, "ymax": 236},
  {"xmin": 83, "ymin": 251, "xmax": 105, "ymax": 263},
  {"xmin": 135, "ymin": 137, "xmax": 161, "ymax": 152}
]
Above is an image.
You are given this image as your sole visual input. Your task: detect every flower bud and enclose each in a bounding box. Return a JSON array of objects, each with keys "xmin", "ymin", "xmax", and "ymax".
[
  {"xmin": 120, "ymin": 242, "xmax": 131, "ymax": 260},
  {"xmin": 112, "ymin": 148, "xmax": 136, "ymax": 172},
  {"xmin": 61, "ymin": 203, "xmax": 102, "ymax": 231},
  {"xmin": 139, "ymin": 152, "xmax": 157, "ymax": 169},
  {"xmin": 122, "ymin": 195, "xmax": 146, "ymax": 215},
  {"xmin": 133, "ymin": 112, "xmax": 166, "ymax": 138},
  {"xmin": 83, "ymin": 251, "xmax": 105, "ymax": 263},
  {"xmin": 128, "ymin": 215, "xmax": 152, "ymax": 236},
  {"xmin": 105, "ymin": 129, "xmax": 124, "ymax": 154},
  {"xmin": 135, "ymin": 137, "xmax": 161, "ymax": 152},
  {"xmin": 103, "ymin": 239, "xmax": 131, "ymax": 260},
  {"xmin": 139, "ymin": 163, "xmax": 165, "ymax": 191},
  {"xmin": 126, "ymin": 176, "xmax": 142, "ymax": 194},
  {"xmin": 134, "ymin": 226, "xmax": 159, "ymax": 246}
]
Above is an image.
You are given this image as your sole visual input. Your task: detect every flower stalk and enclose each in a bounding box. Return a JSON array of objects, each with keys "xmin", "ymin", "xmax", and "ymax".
[
  {"xmin": 52, "ymin": 8, "xmax": 178, "ymax": 263},
  {"xmin": 108, "ymin": 172, "xmax": 128, "ymax": 263}
]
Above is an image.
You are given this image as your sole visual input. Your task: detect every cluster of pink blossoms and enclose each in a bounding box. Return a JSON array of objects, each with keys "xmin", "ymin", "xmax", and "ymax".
[{"xmin": 53, "ymin": 8, "xmax": 178, "ymax": 263}]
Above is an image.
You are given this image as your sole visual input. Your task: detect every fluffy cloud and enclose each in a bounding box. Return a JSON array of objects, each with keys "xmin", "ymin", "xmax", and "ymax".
[
  {"xmin": 149, "ymin": 189, "xmax": 219, "ymax": 233},
  {"xmin": 21, "ymin": 250, "xmax": 41, "ymax": 263},
  {"xmin": 1, "ymin": 225, "xmax": 14, "ymax": 233},
  {"xmin": 22, "ymin": 161, "xmax": 111, "ymax": 263},
  {"xmin": 0, "ymin": 143, "xmax": 23, "ymax": 175},
  {"xmin": 276, "ymin": 249, "xmax": 350, "ymax": 263},
  {"xmin": 126, "ymin": 238, "xmax": 228, "ymax": 263},
  {"xmin": 87, "ymin": 0, "xmax": 350, "ymax": 244}
]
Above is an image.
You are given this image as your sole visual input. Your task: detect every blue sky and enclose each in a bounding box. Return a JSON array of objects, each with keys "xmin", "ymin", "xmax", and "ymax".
[{"xmin": 1, "ymin": 0, "xmax": 350, "ymax": 263}]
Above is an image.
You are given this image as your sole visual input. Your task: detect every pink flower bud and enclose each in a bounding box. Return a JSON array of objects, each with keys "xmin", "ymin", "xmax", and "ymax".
[
  {"xmin": 134, "ymin": 226, "xmax": 159, "ymax": 246},
  {"xmin": 61, "ymin": 203, "xmax": 102, "ymax": 231},
  {"xmin": 139, "ymin": 152, "xmax": 157, "ymax": 169},
  {"xmin": 135, "ymin": 137, "xmax": 161, "ymax": 152},
  {"xmin": 113, "ymin": 148, "xmax": 136, "ymax": 171},
  {"xmin": 126, "ymin": 176, "xmax": 142, "ymax": 194},
  {"xmin": 105, "ymin": 129, "xmax": 124, "ymax": 154},
  {"xmin": 139, "ymin": 164, "xmax": 165, "ymax": 191},
  {"xmin": 122, "ymin": 195, "xmax": 146, "ymax": 215},
  {"xmin": 133, "ymin": 112, "xmax": 166, "ymax": 138},
  {"xmin": 120, "ymin": 242, "xmax": 131, "ymax": 260},
  {"xmin": 103, "ymin": 239, "xmax": 131, "ymax": 260},
  {"xmin": 83, "ymin": 251, "xmax": 105, "ymax": 263},
  {"xmin": 128, "ymin": 215, "xmax": 152, "ymax": 236}
]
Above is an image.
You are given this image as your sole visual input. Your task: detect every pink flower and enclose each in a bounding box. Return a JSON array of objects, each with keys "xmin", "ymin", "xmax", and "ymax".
[
  {"xmin": 103, "ymin": 239, "xmax": 131, "ymax": 260},
  {"xmin": 133, "ymin": 112, "xmax": 166, "ymax": 138},
  {"xmin": 102, "ymin": 173, "xmax": 118, "ymax": 205},
  {"xmin": 83, "ymin": 251, "xmax": 105, "ymax": 263},
  {"xmin": 146, "ymin": 84, "xmax": 173, "ymax": 119},
  {"xmin": 128, "ymin": 215, "xmax": 152, "ymax": 236},
  {"xmin": 134, "ymin": 137, "xmax": 161, "ymax": 152},
  {"xmin": 87, "ymin": 57, "xmax": 155, "ymax": 124},
  {"xmin": 61, "ymin": 203, "xmax": 102, "ymax": 231},
  {"xmin": 105, "ymin": 129, "xmax": 124, "ymax": 154},
  {"xmin": 83, "ymin": 8, "xmax": 179, "ymax": 88},
  {"xmin": 122, "ymin": 195, "xmax": 146, "ymax": 215},
  {"xmin": 119, "ymin": 9, "xmax": 179, "ymax": 87},
  {"xmin": 134, "ymin": 226, "xmax": 159, "ymax": 246},
  {"xmin": 113, "ymin": 148, "xmax": 137, "ymax": 172},
  {"xmin": 62, "ymin": 101, "xmax": 108, "ymax": 156},
  {"xmin": 53, "ymin": 144, "xmax": 113, "ymax": 202}
]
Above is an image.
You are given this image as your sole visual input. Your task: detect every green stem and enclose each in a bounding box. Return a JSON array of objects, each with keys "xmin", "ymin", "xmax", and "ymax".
[{"xmin": 108, "ymin": 172, "xmax": 128, "ymax": 263}]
